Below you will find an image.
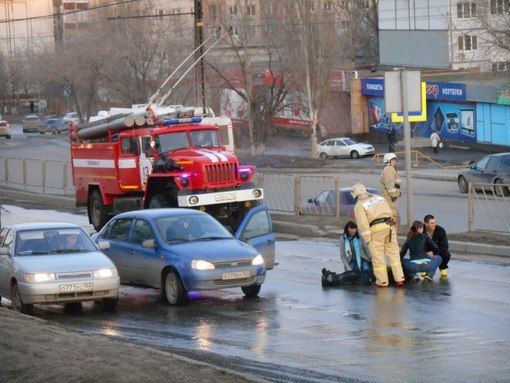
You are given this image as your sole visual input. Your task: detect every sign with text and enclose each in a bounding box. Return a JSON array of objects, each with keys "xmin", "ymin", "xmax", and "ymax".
[
  {"xmin": 497, "ymin": 87, "xmax": 510, "ymax": 105},
  {"xmin": 362, "ymin": 78, "xmax": 467, "ymax": 102},
  {"xmin": 384, "ymin": 71, "xmax": 421, "ymax": 114}
]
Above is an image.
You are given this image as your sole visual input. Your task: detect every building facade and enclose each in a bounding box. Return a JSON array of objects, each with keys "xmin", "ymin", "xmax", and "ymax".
[{"xmin": 378, "ymin": 0, "xmax": 510, "ymax": 72}]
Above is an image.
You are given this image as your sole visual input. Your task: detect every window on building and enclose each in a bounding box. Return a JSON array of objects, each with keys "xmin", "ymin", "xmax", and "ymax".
[
  {"xmin": 247, "ymin": 4, "xmax": 256, "ymax": 16},
  {"xmin": 340, "ymin": 0, "xmax": 349, "ymax": 9},
  {"xmin": 492, "ymin": 63, "xmax": 498, "ymax": 72},
  {"xmin": 156, "ymin": 9, "xmax": 164, "ymax": 19},
  {"xmin": 230, "ymin": 25, "xmax": 239, "ymax": 36},
  {"xmin": 458, "ymin": 35, "xmax": 477, "ymax": 50},
  {"xmin": 310, "ymin": 1, "xmax": 315, "ymax": 12},
  {"xmin": 230, "ymin": 5, "xmax": 238, "ymax": 15},
  {"xmin": 209, "ymin": 5, "xmax": 217, "ymax": 19},
  {"xmin": 491, "ymin": 0, "xmax": 510, "ymax": 14},
  {"xmin": 324, "ymin": 0, "xmax": 333, "ymax": 11},
  {"xmin": 499, "ymin": 62, "xmax": 507, "ymax": 70},
  {"xmin": 457, "ymin": 2, "xmax": 476, "ymax": 18}
]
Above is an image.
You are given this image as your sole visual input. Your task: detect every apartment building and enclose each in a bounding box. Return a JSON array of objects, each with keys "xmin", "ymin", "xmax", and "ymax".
[{"xmin": 378, "ymin": 0, "xmax": 510, "ymax": 72}]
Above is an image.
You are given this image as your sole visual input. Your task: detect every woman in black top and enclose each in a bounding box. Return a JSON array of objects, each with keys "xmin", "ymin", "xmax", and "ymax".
[{"xmin": 400, "ymin": 220, "xmax": 442, "ymax": 282}]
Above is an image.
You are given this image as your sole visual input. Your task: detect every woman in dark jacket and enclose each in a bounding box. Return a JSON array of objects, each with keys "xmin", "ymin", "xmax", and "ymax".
[
  {"xmin": 400, "ymin": 220, "xmax": 442, "ymax": 282},
  {"xmin": 322, "ymin": 221, "xmax": 374, "ymax": 286}
]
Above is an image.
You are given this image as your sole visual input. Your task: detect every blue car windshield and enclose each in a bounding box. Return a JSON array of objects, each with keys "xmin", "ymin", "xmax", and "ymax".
[
  {"xmin": 15, "ymin": 228, "xmax": 97, "ymax": 256},
  {"xmin": 156, "ymin": 214, "xmax": 232, "ymax": 243}
]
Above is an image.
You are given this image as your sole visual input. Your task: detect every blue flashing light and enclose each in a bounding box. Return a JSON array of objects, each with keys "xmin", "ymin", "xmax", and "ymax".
[{"xmin": 163, "ymin": 117, "xmax": 203, "ymax": 126}]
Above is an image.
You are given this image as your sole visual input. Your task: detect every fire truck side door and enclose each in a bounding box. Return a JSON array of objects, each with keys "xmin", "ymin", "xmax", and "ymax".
[
  {"xmin": 118, "ymin": 137, "xmax": 141, "ymax": 190},
  {"xmin": 139, "ymin": 136, "xmax": 153, "ymax": 191}
]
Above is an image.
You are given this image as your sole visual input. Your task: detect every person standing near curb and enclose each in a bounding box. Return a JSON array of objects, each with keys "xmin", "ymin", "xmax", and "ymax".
[
  {"xmin": 352, "ymin": 183, "xmax": 405, "ymax": 287},
  {"xmin": 387, "ymin": 126, "xmax": 396, "ymax": 153},
  {"xmin": 380, "ymin": 153, "xmax": 402, "ymax": 225},
  {"xmin": 424, "ymin": 214, "xmax": 451, "ymax": 277}
]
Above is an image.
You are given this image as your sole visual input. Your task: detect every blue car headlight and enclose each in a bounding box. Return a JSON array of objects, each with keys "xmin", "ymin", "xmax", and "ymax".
[
  {"xmin": 252, "ymin": 254, "xmax": 265, "ymax": 266},
  {"xmin": 191, "ymin": 260, "xmax": 215, "ymax": 270}
]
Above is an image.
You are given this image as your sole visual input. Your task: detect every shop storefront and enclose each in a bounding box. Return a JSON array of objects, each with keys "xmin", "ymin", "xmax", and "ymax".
[
  {"xmin": 359, "ymin": 77, "xmax": 510, "ymax": 147},
  {"xmin": 361, "ymin": 78, "xmax": 476, "ymax": 142}
]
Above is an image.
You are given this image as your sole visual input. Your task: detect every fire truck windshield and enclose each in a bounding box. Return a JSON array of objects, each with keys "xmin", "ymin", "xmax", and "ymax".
[
  {"xmin": 190, "ymin": 130, "xmax": 220, "ymax": 148},
  {"xmin": 157, "ymin": 132, "xmax": 190, "ymax": 152}
]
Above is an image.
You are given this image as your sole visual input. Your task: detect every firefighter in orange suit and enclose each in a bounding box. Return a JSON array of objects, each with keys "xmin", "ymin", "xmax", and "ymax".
[
  {"xmin": 352, "ymin": 183, "xmax": 405, "ymax": 287},
  {"xmin": 380, "ymin": 153, "xmax": 402, "ymax": 224}
]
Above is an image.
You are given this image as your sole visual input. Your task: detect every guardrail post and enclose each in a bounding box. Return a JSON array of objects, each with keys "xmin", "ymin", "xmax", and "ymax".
[
  {"xmin": 415, "ymin": 150, "xmax": 419, "ymax": 166},
  {"xmin": 256, "ymin": 173, "xmax": 264, "ymax": 188},
  {"xmin": 4, "ymin": 157, "xmax": 8, "ymax": 186},
  {"xmin": 62, "ymin": 161, "xmax": 68, "ymax": 191},
  {"xmin": 42, "ymin": 160, "xmax": 46, "ymax": 193},
  {"xmin": 294, "ymin": 175, "xmax": 301, "ymax": 215},
  {"xmin": 468, "ymin": 182, "xmax": 474, "ymax": 232},
  {"xmin": 335, "ymin": 177, "xmax": 340, "ymax": 218},
  {"xmin": 22, "ymin": 159, "xmax": 27, "ymax": 191}
]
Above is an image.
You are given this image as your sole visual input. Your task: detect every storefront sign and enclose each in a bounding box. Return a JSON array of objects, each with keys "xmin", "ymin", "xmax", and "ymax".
[
  {"xmin": 362, "ymin": 78, "xmax": 466, "ymax": 102},
  {"xmin": 426, "ymin": 82, "xmax": 466, "ymax": 102},
  {"xmin": 361, "ymin": 78, "xmax": 384, "ymax": 96},
  {"xmin": 497, "ymin": 87, "xmax": 510, "ymax": 105}
]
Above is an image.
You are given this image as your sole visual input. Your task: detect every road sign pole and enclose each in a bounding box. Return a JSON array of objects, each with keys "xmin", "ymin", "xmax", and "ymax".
[{"xmin": 401, "ymin": 70, "xmax": 414, "ymax": 227}]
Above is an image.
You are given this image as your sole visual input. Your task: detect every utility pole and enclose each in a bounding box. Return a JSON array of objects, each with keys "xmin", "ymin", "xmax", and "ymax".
[
  {"xmin": 194, "ymin": 0, "xmax": 207, "ymax": 115},
  {"xmin": 53, "ymin": 0, "xmax": 63, "ymax": 47},
  {"xmin": 400, "ymin": 70, "xmax": 414, "ymax": 228}
]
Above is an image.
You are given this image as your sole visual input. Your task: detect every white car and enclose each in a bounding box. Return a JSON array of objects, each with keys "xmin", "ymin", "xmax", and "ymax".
[
  {"xmin": 63, "ymin": 112, "xmax": 80, "ymax": 125},
  {"xmin": 0, "ymin": 222, "xmax": 119, "ymax": 314},
  {"xmin": 318, "ymin": 137, "xmax": 375, "ymax": 159}
]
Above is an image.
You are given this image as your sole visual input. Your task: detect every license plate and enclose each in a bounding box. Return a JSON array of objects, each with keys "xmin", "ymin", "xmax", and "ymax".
[
  {"xmin": 59, "ymin": 282, "xmax": 93, "ymax": 293},
  {"xmin": 222, "ymin": 271, "xmax": 250, "ymax": 280}
]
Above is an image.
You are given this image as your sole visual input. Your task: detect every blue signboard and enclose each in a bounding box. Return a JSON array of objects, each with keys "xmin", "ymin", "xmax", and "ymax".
[
  {"xmin": 426, "ymin": 82, "xmax": 466, "ymax": 102},
  {"xmin": 361, "ymin": 78, "xmax": 467, "ymax": 102}
]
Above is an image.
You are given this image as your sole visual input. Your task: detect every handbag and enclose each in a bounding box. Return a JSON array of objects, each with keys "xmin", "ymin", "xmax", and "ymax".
[{"xmin": 438, "ymin": 141, "xmax": 444, "ymax": 149}]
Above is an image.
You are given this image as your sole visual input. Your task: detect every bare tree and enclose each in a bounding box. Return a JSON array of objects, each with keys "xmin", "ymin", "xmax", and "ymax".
[
  {"xmin": 207, "ymin": 0, "xmax": 293, "ymax": 155},
  {"xmin": 283, "ymin": 0, "xmax": 340, "ymax": 159}
]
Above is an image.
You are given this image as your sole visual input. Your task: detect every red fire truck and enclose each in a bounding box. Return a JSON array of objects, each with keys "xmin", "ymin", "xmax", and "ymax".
[{"xmin": 70, "ymin": 110, "xmax": 263, "ymax": 231}]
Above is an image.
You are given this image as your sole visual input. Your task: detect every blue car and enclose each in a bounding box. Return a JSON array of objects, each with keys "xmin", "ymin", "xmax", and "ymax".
[{"xmin": 93, "ymin": 205, "xmax": 275, "ymax": 305}]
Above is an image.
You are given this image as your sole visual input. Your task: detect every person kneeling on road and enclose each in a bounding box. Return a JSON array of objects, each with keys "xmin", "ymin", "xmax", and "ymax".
[
  {"xmin": 400, "ymin": 220, "xmax": 442, "ymax": 282},
  {"xmin": 424, "ymin": 214, "xmax": 451, "ymax": 277},
  {"xmin": 352, "ymin": 183, "xmax": 405, "ymax": 287},
  {"xmin": 322, "ymin": 221, "xmax": 374, "ymax": 287}
]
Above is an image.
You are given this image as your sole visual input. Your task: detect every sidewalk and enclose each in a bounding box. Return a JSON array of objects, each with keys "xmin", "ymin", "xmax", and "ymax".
[{"xmin": 0, "ymin": 308, "xmax": 263, "ymax": 383}]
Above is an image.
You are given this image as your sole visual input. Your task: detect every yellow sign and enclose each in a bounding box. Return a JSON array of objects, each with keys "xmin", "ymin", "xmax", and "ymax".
[{"xmin": 391, "ymin": 82, "xmax": 427, "ymax": 123}]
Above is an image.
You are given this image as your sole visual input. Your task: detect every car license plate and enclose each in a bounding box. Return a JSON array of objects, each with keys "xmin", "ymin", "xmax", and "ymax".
[
  {"xmin": 222, "ymin": 271, "xmax": 250, "ymax": 280},
  {"xmin": 59, "ymin": 282, "xmax": 93, "ymax": 293}
]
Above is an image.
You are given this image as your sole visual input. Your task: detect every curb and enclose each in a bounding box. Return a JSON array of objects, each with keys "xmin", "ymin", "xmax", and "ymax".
[
  {"xmin": 273, "ymin": 219, "xmax": 509, "ymax": 257},
  {"xmin": 0, "ymin": 187, "xmax": 77, "ymax": 210}
]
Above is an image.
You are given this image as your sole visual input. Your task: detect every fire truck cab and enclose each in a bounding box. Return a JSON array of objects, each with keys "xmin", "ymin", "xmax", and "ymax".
[{"xmin": 71, "ymin": 116, "xmax": 262, "ymax": 231}]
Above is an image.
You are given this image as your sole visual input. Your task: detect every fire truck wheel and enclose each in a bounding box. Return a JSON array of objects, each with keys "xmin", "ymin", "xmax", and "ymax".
[
  {"xmin": 163, "ymin": 269, "xmax": 188, "ymax": 305},
  {"xmin": 89, "ymin": 190, "xmax": 110, "ymax": 231},
  {"xmin": 148, "ymin": 194, "xmax": 176, "ymax": 208}
]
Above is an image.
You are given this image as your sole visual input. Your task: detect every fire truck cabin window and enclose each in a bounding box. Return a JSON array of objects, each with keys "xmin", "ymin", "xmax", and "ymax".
[
  {"xmin": 191, "ymin": 130, "xmax": 220, "ymax": 148},
  {"xmin": 121, "ymin": 137, "xmax": 139, "ymax": 155},
  {"xmin": 157, "ymin": 132, "xmax": 190, "ymax": 152}
]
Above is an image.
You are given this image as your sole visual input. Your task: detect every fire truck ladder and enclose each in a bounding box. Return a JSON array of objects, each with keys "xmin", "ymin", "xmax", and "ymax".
[{"xmin": 146, "ymin": 28, "xmax": 228, "ymax": 108}]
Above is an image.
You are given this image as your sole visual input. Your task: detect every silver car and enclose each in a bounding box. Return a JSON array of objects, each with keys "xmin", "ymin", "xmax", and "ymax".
[{"xmin": 0, "ymin": 222, "xmax": 120, "ymax": 314}]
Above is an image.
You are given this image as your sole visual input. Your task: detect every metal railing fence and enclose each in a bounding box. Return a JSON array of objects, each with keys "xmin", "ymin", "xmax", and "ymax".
[{"xmin": 468, "ymin": 182, "xmax": 510, "ymax": 234}]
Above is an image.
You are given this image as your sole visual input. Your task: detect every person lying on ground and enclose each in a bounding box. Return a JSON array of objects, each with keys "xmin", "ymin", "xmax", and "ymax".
[
  {"xmin": 322, "ymin": 221, "xmax": 374, "ymax": 287},
  {"xmin": 400, "ymin": 220, "xmax": 442, "ymax": 283}
]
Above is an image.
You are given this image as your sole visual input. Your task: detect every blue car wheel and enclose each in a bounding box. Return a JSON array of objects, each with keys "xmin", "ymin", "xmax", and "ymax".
[{"xmin": 163, "ymin": 270, "xmax": 187, "ymax": 305}]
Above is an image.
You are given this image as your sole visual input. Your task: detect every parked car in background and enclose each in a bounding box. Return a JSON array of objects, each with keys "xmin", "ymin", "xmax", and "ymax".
[
  {"xmin": 318, "ymin": 137, "xmax": 375, "ymax": 160},
  {"xmin": 22, "ymin": 115, "xmax": 42, "ymax": 133},
  {"xmin": 92, "ymin": 205, "xmax": 274, "ymax": 305},
  {"xmin": 0, "ymin": 120, "xmax": 11, "ymax": 139},
  {"xmin": 38, "ymin": 118, "xmax": 68, "ymax": 135},
  {"xmin": 300, "ymin": 187, "xmax": 380, "ymax": 216},
  {"xmin": 458, "ymin": 153, "xmax": 510, "ymax": 196},
  {"xmin": 0, "ymin": 222, "xmax": 120, "ymax": 314},
  {"xmin": 63, "ymin": 112, "xmax": 80, "ymax": 125}
]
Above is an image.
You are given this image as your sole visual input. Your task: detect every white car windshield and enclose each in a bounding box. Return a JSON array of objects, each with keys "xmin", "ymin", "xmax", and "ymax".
[
  {"xmin": 344, "ymin": 138, "xmax": 357, "ymax": 145},
  {"xmin": 15, "ymin": 228, "xmax": 97, "ymax": 256},
  {"xmin": 156, "ymin": 214, "xmax": 232, "ymax": 244}
]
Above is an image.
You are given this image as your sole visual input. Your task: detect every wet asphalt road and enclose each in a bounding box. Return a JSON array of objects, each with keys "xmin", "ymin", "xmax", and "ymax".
[{"xmin": 19, "ymin": 239, "xmax": 510, "ymax": 383}]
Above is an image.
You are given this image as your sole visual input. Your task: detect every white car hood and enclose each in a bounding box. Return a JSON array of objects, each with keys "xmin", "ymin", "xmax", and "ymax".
[{"xmin": 14, "ymin": 252, "xmax": 115, "ymax": 274}]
